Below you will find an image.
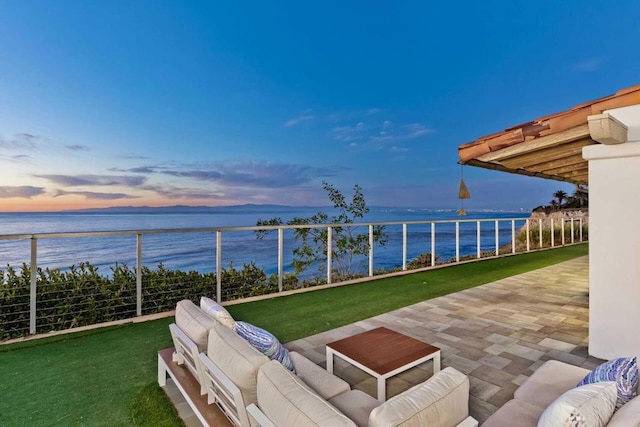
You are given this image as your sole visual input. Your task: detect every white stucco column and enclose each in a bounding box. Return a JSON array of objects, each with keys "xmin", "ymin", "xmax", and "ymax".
[{"xmin": 583, "ymin": 105, "xmax": 640, "ymax": 360}]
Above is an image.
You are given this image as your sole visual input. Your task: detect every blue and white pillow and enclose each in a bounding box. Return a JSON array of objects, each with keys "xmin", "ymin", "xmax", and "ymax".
[
  {"xmin": 235, "ymin": 321, "xmax": 295, "ymax": 373},
  {"xmin": 577, "ymin": 356, "xmax": 638, "ymax": 409}
]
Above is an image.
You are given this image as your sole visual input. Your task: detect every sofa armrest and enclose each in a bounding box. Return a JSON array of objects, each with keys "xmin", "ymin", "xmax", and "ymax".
[
  {"xmin": 169, "ymin": 323, "xmax": 201, "ymax": 383},
  {"xmin": 289, "ymin": 351, "xmax": 351, "ymax": 400},
  {"xmin": 246, "ymin": 403, "xmax": 276, "ymax": 427},
  {"xmin": 369, "ymin": 367, "xmax": 471, "ymax": 427}
]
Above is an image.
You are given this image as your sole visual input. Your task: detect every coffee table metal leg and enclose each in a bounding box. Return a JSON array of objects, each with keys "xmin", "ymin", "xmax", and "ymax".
[
  {"xmin": 326, "ymin": 347, "xmax": 334, "ymax": 374},
  {"xmin": 377, "ymin": 378, "xmax": 386, "ymax": 402},
  {"xmin": 434, "ymin": 351, "xmax": 441, "ymax": 373}
]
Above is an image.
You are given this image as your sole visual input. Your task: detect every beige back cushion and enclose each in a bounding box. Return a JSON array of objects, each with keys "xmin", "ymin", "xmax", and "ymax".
[
  {"xmin": 207, "ymin": 320, "xmax": 269, "ymax": 405},
  {"xmin": 257, "ymin": 360, "xmax": 356, "ymax": 427},
  {"xmin": 175, "ymin": 299, "xmax": 217, "ymax": 352},
  {"xmin": 369, "ymin": 367, "xmax": 469, "ymax": 427}
]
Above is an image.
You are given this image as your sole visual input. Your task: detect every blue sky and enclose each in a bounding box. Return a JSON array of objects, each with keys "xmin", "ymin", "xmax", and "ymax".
[{"xmin": 1, "ymin": 1, "xmax": 639, "ymax": 212}]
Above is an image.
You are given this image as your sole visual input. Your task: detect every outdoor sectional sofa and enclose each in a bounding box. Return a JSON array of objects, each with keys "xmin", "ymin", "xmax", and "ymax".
[
  {"xmin": 160, "ymin": 299, "xmax": 478, "ymax": 427},
  {"xmin": 483, "ymin": 359, "xmax": 640, "ymax": 426}
]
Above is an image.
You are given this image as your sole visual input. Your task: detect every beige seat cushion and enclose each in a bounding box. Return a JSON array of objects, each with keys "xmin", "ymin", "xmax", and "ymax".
[
  {"xmin": 329, "ymin": 390, "xmax": 380, "ymax": 427},
  {"xmin": 290, "ymin": 351, "xmax": 351, "ymax": 400},
  {"xmin": 608, "ymin": 394, "xmax": 640, "ymax": 426},
  {"xmin": 207, "ymin": 320, "xmax": 269, "ymax": 405},
  {"xmin": 514, "ymin": 360, "xmax": 590, "ymax": 408},
  {"xmin": 174, "ymin": 299, "xmax": 217, "ymax": 352},
  {"xmin": 256, "ymin": 360, "xmax": 356, "ymax": 427},
  {"xmin": 369, "ymin": 367, "xmax": 469, "ymax": 427},
  {"xmin": 481, "ymin": 399, "xmax": 545, "ymax": 427}
]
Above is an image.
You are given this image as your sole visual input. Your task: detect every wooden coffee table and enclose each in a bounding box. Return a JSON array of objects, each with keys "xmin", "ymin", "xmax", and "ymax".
[{"xmin": 326, "ymin": 327, "xmax": 440, "ymax": 402}]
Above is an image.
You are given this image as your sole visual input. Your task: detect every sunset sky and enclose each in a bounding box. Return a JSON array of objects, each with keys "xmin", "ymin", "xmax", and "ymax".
[{"xmin": 1, "ymin": 1, "xmax": 639, "ymax": 212}]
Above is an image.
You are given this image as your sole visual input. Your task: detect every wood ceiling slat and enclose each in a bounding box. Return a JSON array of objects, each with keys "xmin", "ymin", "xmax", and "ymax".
[{"xmin": 500, "ymin": 139, "xmax": 591, "ymax": 168}]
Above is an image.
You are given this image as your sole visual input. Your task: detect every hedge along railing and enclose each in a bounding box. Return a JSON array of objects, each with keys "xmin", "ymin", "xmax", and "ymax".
[{"xmin": 0, "ymin": 216, "xmax": 586, "ymax": 337}]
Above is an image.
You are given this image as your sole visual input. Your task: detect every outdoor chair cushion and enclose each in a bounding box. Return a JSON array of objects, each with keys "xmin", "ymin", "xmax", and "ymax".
[
  {"xmin": 290, "ymin": 351, "xmax": 351, "ymax": 400},
  {"xmin": 481, "ymin": 399, "xmax": 545, "ymax": 427},
  {"xmin": 537, "ymin": 381, "xmax": 617, "ymax": 427},
  {"xmin": 368, "ymin": 366, "xmax": 470, "ymax": 427},
  {"xmin": 256, "ymin": 360, "xmax": 356, "ymax": 427},
  {"xmin": 514, "ymin": 360, "xmax": 590, "ymax": 409},
  {"xmin": 174, "ymin": 299, "xmax": 217, "ymax": 352},
  {"xmin": 328, "ymin": 390, "xmax": 380, "ymax": 427},
  {"xmin": 608, "ymin": 394, "xmax": 640, "ymax": 426},
  {"xmin": 200, "ymin": 296, "xmax": 236, "ymax": 330},
  {"xmin": 207, "ymin": 320, "xmax": 269, "ymax": 405}
]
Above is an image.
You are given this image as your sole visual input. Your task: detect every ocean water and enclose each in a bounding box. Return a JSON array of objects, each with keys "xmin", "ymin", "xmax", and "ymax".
[{"xmin": 0, "ymin": 208, "xmax": 528, "ymax": 277}]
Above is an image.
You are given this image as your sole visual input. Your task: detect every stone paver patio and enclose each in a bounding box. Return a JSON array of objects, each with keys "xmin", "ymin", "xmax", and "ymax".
[{"xmin": 168, "ymin": 255, "xmax": 597, "ymax": 425}]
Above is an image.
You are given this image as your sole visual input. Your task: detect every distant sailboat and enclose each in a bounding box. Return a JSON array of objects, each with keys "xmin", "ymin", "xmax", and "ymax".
[{"xmin": 458, "ymin": 176, "xmax": 470, "ymax": 216}]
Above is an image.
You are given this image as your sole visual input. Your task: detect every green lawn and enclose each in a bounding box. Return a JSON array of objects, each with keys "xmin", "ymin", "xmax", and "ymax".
[{"xmin": 0, "ymin": 244, "xmax": 587, "ymax": 426}]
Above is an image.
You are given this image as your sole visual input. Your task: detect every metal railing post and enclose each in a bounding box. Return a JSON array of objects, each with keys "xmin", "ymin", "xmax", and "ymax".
[
  {"xmin": 580, "ymin": 218, "xmax": 583, "ymax": 242},
  {"xmin": 369, "ymin": 224, "xmax": 374, "ymax": 277},
  {"xmin": 539, "ymin": 218, "xmax": 543, "ymax": 248},
  {"xmin": 477, "ymin": 221, "xmax": 481, "ymax": 259},
  {"xmin": 277, "ymin": 228, "xmax": 283, "ymax": 292},
  {"xmin": 455, "ymin": 222, "xmax": 460, "ymax": 263},
  {"xmin": 327, "ymin": 226, "xmax": 332, "ymax": 284},
  {"xmin": 526, "ymin": 219, "xmax": 530, "ymax": 252},
  {"xmin": 402, "ymin": 223, "xmax": 407, "ymax": 271},
  {"xmin": 136, "ymin": 234, "xmax": 142, "ymax": 316},
  {"xmin": 551, "ymin": 218, "xmax": 555, "ymax": 247},
  {"xmin": 511, "ymin": 220, "xmax": 516, "ymax": 254},
  {"xmin": 216, "ymin": 231, "xmax": 222, "ymax": 302},
  {"xmin": 561, "ymin": 219, "xmax": 565, "ymax": 246},
  {"xmin": 30, "ymin": 238, "xmax": 37, "ymax": 335},
  {"xmin": 495, "ymin": 220, "xmax": 499, "ymax": 256},
  {"xmin": 431, "ymin": 223, "xmax": 436, "ymax": 267},
  {"xmin": 570, "ymin": 219, "xmax": 575, "ymax": 244}
]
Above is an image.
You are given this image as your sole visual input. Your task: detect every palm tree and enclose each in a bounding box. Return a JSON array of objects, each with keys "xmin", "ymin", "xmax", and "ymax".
[
  {"xmin": 553, "ymin": 190, "xmax": 568, "ymax": 208},
  {"xmin": 572, "ymin": 189, "xmax": 588, "ymax": 208},
  {"xmin": 550, "ymin": 200, "xmax": 559, "ymax": 211}
]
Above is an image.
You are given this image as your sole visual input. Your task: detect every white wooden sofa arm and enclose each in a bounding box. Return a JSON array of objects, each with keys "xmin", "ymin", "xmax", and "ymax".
[
  {"xmin": 169, "ymin": 323, "xmax": 205, "ymax": 393},
  {"xmin": 198, "ymin": 352, "xmax": 250, "ymax": 427},
  {"xmin": 246, "ymin": 403, "xmax": 276, "ymax": 427}
]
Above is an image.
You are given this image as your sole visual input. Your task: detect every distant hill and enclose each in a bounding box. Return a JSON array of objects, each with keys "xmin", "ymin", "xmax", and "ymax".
[{"xmin": 65, "ymin": 204, "xmax": 318, "ymax": 214}]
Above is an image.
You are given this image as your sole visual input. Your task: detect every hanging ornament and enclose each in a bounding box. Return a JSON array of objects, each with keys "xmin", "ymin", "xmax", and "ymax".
[{"xmin": 458, "ymin": 166, "xmax": 470, "ymax": 216}]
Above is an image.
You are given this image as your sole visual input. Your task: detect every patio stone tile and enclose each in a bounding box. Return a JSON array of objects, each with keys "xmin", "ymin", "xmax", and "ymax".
[
  {"xmin": 471, "ymin": 364, "xmax": 516, "ymax": 388},
  {"xmin": 478, "ymin": 354, "xmax": 511, "ymax": 370},
  {"xmin": 441, "ymin": 354, "xmax": 482, "ymax": 374},
  {"xmin": 487, "ymin": 382, "xmax": 519, "ymax": 407},
  {"xmin": 504, "ymin": 343, "xmax": 545, "ymax": 361},
  {"xmin": 539, "ymin": 337, "xmax": 577, "ymax": 352},
  {"xmin": 469, "ymin": 376, "xmax": 501, "ymax": 401}
]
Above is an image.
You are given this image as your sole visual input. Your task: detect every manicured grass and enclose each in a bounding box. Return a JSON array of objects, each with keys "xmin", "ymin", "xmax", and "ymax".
[{"xmin": 0, "ymin": 244, "xmax": 587, "ymax": 426}]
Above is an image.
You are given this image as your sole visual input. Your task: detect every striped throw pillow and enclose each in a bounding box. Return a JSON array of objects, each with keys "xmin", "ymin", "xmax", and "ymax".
[{"xmin": 235, "ymin": 321, "xmax": 295, "ymax": 372}]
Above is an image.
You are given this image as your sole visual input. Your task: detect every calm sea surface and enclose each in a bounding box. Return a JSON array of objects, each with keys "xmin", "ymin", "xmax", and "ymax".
[{"xmin": 0, "ymin": 208, "xmax": 527, "ymax": 276}]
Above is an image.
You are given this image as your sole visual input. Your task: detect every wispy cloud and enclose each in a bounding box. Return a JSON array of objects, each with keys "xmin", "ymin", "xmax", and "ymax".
[
  {"xmin": 0, "ymin": 133, "xmax": 44, "ymax": 150},
  {"xmin": 141, "ymin": 184, "xmax": 225, "ymax": 200},
  {"xmin": 34, "ymin": 174, "xmax": 147, "ymax": 187},
  {"xmin": 572, "ymin": 57, "xmax": 606, "ymax": 72},
  {"xmin": 332, "ymin": 122, "xmax": 367, "ymax": 142},
  {"xmin": 333, "ymin": 120, "xmax": 433, "ymax": 148},
  {"xmin": 0, "ymin": 154, "xmax": 32, "ymax": 163},
  {"xmin": 0, "ymin": 186, "xmax": 46, "ymax": 198},
  {"xmin": 65, "ymin": 144, "xmax": 91, "ymax": 151},
  {"xmin": 284, "ymin": 114, "xmax": 316, "ymax": 128},
  {"xmin": 53, "ymin": 190, "xmax": 140, "ymax": 200},
  {"xmin": 161, "ymin": 161, "xmax": 336, "ymax": 188}
]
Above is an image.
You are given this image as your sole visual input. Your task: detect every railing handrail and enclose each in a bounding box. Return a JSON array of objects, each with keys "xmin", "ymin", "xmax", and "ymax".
[{"xmin": 0, "ymin": 216, "xmax": 532, "ymax": 241}]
